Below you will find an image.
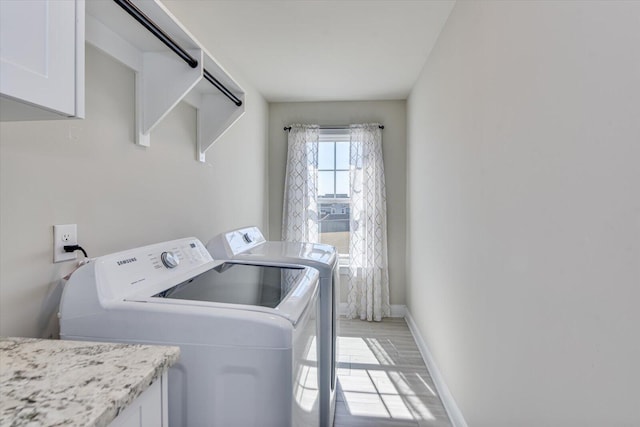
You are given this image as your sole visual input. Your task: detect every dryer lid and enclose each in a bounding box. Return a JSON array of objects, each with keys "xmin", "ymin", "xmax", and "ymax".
[{"xmin": 207, "ymin": 226, "xmax": 338, "ymax": 273}]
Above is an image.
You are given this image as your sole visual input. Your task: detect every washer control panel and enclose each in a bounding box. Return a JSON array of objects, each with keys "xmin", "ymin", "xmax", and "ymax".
[{"xmin": 95, "ymin": 238, "xmax": 215, "ymax": 302}]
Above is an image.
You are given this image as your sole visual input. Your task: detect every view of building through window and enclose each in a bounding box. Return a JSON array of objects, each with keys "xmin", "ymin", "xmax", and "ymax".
[{"xmin": 318, "ymin": 132, "xmax": 350, "ymax": 255}]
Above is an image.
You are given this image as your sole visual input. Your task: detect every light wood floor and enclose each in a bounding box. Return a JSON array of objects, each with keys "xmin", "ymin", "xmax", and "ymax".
[{"xmin": 333, "ymin": 317, "xmax": 453, "ymax": 427}]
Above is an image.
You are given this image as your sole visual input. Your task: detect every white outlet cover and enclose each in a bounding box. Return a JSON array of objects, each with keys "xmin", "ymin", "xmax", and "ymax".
[{"xmin": 53, "ymin": 224, "xmax": 77, "ymax": 263}]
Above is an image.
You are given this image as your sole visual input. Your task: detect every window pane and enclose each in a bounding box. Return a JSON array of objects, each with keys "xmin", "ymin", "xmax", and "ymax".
[
  {"xmin": 318, "ymin": 142, "xmax": 334, "ymax": 170},
  {"xmin": 319, "ymin": 201, "xmax": 350, "ymax": 254},
  {"xmin": 318, "ymin": 171, "xmax": 334, "ymax": 198},
  {"xmin": 335, "ymin": 171, "xmax": 349, "ymax": 197},
  {"xmin": 335, "ymin": 141, "xmax": 350, "ymax": 169}
]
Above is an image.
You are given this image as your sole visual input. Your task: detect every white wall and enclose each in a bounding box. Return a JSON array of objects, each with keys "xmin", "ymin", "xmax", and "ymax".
[
  {"xmin": 407, "ymin": 1, "xmax": 640, "ymax": 426},
  {"xmin": 269, "ymin": 101, "xmax": 406, "ymax": 306},
  {"xmin": 0, "ymin": 45, "xmax": 268, "ymax": 338}
]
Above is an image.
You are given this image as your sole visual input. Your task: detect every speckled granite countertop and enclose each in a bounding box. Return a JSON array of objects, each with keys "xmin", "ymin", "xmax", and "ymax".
[{"xmin": 0, "ymin": 337, "xmax": 180, "ymax": 427}]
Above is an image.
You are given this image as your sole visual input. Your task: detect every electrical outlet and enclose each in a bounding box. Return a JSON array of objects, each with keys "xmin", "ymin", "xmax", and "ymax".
[{"xmin": 53, "ymin": 224, "xmax": 77, "ymax": 263}]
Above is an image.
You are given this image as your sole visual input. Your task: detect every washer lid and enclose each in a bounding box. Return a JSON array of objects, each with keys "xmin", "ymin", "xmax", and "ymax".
[
  {"xmin": 156, "ymin": 262, "xmax": 304, "ymax": 307},
  {"xmin": 141, "ymin": 263, "xmax": 318, "ymax": 325}
]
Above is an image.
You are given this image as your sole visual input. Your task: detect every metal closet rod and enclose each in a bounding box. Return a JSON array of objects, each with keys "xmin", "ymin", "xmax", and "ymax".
[
  {"xmin": 284, "ymin": 125, "xmax": 385, "ymax": 131},
  {"xmin": 203, "ymin": 70, "xmax": 242, "ymax": 107},
  {"xmin": 113, "ymin": 0, "xmax": 242, "ymax": 107}
]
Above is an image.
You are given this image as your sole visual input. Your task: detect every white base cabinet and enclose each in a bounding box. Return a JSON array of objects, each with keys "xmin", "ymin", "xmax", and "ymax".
[
  {"xmin": 0, "ymin": 0, "xmax": 84, "ymax": 120},
  {"xmin": 109, "ymin": 373, "xmax": 168, "ymax": 427}
]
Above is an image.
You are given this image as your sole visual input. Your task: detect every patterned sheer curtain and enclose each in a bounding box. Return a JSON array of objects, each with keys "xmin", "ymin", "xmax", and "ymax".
[
  {"xmin": 347, "ymin": 124, "xmax": 390, "ymax": 321},
  {"xmin": 282, "ymin": 124, "xmax": 320, "ymax": 243}
]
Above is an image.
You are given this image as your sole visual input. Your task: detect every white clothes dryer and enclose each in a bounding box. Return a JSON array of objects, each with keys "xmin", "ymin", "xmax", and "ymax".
[
  {"xmin": 59, "ymin": 238, "xmax": 320, "ymax": 427},
  {"xmin": 208, "ymin": 226, "xmax": 339, "ymax": 427}
]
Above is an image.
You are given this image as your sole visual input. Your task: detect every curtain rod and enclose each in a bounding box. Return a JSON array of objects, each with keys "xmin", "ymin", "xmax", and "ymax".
[
  {"xmin": 113, "ymin": 0, "xmax": 242, "ymax": 107},
  {"xmin": 284, "ymin": 125, "xmax": 384, "ymax": 131}
]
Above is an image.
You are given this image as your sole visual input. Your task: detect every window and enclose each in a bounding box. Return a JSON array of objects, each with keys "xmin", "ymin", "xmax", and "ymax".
[{"xmin": 317, "ymin": 130, "xmax": 350, "ymax": 256}]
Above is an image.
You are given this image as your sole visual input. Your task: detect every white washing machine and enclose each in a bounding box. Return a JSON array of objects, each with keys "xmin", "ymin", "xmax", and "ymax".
[
  {"xmin": 59, "ymin": 238, "xmax": 320, "ymax": 427},
  {"xmin": 208, "ymin": 226, "xmax": 339, "ymax": 427}
]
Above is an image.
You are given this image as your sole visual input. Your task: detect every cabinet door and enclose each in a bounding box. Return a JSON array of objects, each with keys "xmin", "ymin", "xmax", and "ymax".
[
  {"xmin": 0, "ymin": 0, "xmax": 77, "ymax": 116},
  {"xmin": 109, "ymin": 377, "xmax": 165, "ymax": 427}
]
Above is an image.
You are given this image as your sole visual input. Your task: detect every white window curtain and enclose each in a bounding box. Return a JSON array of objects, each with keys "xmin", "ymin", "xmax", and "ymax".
[
  {"xmin": 282, "ymin": 124, "xmax": 320, "ymax": 243},
  {"xmin": 347, "ymin": 124, "xmax": 390, "ymax": 321},
  {"xmin": 282, "ymin": 123, "xmax": 390, "ymax": 322}
]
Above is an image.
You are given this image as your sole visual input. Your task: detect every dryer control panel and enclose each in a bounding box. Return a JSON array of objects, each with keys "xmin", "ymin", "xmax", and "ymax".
[
  {"xmin": 208, "ymin": 226, "xmax": 267, "ymax": 258},
  {"xmin": 94, "ymin": 237, "xmax": 216, "ymax": 303}
]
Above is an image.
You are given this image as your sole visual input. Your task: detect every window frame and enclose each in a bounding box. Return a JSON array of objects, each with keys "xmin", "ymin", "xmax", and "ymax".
[{"xmin": 317, "ymin": 130, "xmax": 351, "ymax": 266}]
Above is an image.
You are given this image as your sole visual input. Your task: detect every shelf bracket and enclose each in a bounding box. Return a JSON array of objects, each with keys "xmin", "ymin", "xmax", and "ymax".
[
  {"xmin": 196, "ymin": 92, "xmax": 245, "ymax": 162},
  {"xmin": 136, "ymin": 49, "xmax": 203, "ymax": 146}
]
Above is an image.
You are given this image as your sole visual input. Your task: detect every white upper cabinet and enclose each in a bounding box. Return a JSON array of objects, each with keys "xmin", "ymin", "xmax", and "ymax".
[{"xmin": 0, "ymin": 0, "xmax": 85, "ymax": 120}]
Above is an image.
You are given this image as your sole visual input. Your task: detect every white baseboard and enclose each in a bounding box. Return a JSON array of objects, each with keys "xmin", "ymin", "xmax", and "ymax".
[
  {"xmin": 404, "ymin": 309, "xmax": 468, "ymax": 427},
  {"xmin": 339, "ymin": 303, "xmax": 406, "ymax": 318}
]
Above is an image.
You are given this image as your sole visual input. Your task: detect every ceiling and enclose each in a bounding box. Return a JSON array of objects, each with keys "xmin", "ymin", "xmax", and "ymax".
[{"xmin": 163, "ymin": 1, "xmax": 455, "ymax": 102}]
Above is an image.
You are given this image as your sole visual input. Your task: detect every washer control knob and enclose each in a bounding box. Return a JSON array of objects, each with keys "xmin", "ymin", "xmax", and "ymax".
[{"xmin": 161, "ymin": 251, "xmax": 179, "ymax": 269}]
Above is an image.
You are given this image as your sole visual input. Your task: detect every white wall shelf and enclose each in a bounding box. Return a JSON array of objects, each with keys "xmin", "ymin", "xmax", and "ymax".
[{"xmin": 85, "ymin": 0, "xmax": 245, "ymax": 162}]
